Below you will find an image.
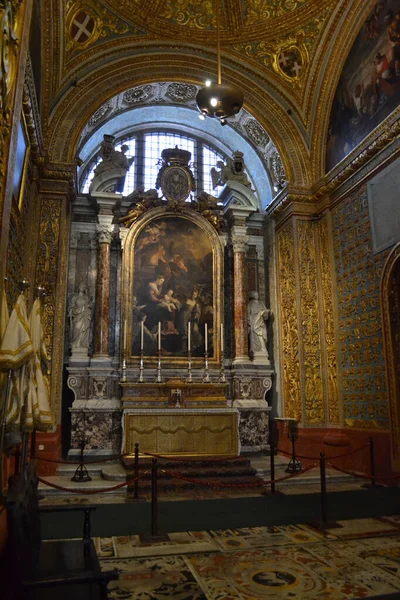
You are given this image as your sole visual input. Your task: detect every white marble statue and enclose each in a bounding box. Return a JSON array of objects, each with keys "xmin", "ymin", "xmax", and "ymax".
[
  {"xmin": 69, "ymin": 284, "xmax": 92, "ymax": 350},
  {"xmin": 248, "ymin": 291, "xmax": 271, "ymax": 364},
  {"xmin": 90, "ymin": 134, "xmax": 134, "ymax": 193},
  {"xmin": 211, "ymin": 150, "xmax": 251, "ymax": 189}
]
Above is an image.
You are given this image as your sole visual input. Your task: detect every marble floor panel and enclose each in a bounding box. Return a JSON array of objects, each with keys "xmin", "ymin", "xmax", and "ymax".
[{"xmin": 98, "ymin": 519, "xmax": 400, "ymax": 599}]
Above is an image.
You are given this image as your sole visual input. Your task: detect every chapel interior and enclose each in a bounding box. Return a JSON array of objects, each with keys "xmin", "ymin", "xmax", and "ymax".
[{"xmin": 1, "ymin": 0, "xmax": 400, "ymax": 598}]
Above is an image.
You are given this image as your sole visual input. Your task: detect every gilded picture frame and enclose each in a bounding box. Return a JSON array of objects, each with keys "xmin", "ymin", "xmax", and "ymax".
[
  {"xmin": 12, "ymin": 113, "xmax": 30, "ymax": 211},
  {"xmin": 122, "ymin": 207, "xmax": 223, "ymax": 366}
]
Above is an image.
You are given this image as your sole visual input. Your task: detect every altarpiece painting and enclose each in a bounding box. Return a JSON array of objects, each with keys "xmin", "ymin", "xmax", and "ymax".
[{"xmin": 122, "ymin": 209, "xmax": 223, "ymax": 363}]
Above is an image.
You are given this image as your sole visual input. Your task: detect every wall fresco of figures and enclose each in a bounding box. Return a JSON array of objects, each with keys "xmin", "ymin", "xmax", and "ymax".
[
  {"xmin": 131, "ymin": 215, "xmax": 214, "ymax": 357},
  {"xmin": 326, "ymin": 0, "xmax": 400, "ymax": 172}
]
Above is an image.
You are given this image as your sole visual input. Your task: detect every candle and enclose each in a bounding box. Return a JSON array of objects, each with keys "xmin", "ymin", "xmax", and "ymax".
[
  {"xmin": 158, "ymin": 321, "xmax": 161, "ymax": 351},
  {"xmin": 205, "ymin": 323, "xmax": 208, "ymax": 352},
  {"xmin": 140, "ymin": 320, "xmax": 144, "ymax": 351},
  {"xmin": 221, "ymin": 323, "xmax": 224, "ymax": 352},
  {"xmin": 123, "ymin": 319, "xmax": 127, "ymax": 348},
  {"xmin": 188, "ymin": 321, "xmax": 191, "ymax": 352}
]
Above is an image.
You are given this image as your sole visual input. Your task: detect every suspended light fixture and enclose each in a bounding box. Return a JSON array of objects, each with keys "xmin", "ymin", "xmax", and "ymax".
[{"xmin": 196, "ymin": 1, "xmax": 244, "ymax": 125}]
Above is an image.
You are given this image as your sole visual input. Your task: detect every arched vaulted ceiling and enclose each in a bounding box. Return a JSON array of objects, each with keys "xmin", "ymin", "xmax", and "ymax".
[{"xmin": 41, "ymin": 0, "xmax": 376, "ymax": 188}]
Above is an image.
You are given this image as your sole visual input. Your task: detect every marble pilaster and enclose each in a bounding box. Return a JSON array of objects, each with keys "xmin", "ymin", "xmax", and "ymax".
[
  {"xmin": 92, "ymin": 225, "xmax": 113, "ymax": 362},
  {"xmin": 232, "ymin": 230, "xmax": 250, "ymax": 364}
]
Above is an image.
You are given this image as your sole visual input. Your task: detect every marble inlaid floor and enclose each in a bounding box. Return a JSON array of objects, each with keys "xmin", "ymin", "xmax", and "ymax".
[{"xmin": 97, "ymin": 517, "xmax": 400, "ymax": 599}]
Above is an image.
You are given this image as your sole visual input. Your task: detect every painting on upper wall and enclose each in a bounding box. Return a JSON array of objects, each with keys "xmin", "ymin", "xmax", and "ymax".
[{"xmin": 326, "ymin": 0, "xmax": 400, "ymax": 173}]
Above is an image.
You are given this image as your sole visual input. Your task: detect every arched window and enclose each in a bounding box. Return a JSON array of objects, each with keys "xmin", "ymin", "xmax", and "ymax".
[{"xmin": 80, "ymin": 131, "xmax": 227, "ymax": 196}]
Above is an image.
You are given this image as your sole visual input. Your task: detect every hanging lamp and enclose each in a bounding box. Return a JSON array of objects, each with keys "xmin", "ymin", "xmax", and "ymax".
[{"xmin": 195, "ymin": 1, "xmax": 244, "ymax": 125}]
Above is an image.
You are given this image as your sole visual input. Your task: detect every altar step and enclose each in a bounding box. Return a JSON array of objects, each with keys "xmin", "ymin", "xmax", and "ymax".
[
  {"xmin": 37, "ymin": 454, "xmax": 364, "ymax": 496},
  {"xmin": 123, "ymin": 456, "xmax": 262, "ymax": 492}
]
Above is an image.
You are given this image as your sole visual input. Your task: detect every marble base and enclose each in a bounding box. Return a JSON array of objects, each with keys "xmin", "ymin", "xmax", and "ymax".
[
  {"xmin": 238, "ymin": 407, "xmax": 271, "ymax": 453},
  {"xmin": 70, "ymin": 409, "xmax": 122, "ymax": 453}
]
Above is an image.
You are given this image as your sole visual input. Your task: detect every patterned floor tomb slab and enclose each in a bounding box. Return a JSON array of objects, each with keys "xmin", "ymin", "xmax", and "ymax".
[
  {"xmin": 317, "ymin": 517, "xmax": 400, "ymax": 540},
  {"xmin": 187, "ymin": 542, "xmax": 400, "ymax": 599},
  {"xmin": 95, "ymin": 531, "xmax": 220, "ymax": 559},
  {"xmin": 209, "ymin": 524, "xmax": 326, "ymax": 550},
  {"xmin": 102, "ymin": 556, "xmax": 207, "ymax": 599}
]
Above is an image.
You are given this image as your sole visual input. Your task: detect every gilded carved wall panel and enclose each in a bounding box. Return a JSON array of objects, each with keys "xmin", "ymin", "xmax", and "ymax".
[
  {"xmin": 35, "ymin": 193, "xmax": 69, "ymax": 422},
  {"xmin": 277, "ymin": 221, "xmax": 301, "ymax": 421},
  {"xmin": 332, "ymin": 187, "xmax": 389, "ymax": 429},
  {"xmin": 297, "ymin": 219, "xmax": 325, "ymax": 424},
  {"xmin": 381, "ymin": 244, "xmax": 400, "ymax": 468},
  {"xmin": 318, "ymin": 215, "xmax": 340, "ymax": 424}
]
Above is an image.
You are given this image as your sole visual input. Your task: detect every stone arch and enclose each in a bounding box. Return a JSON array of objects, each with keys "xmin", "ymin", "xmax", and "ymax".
[
  {"xmin": 381, "ymin": 242, "xmax": 400, "ymax": 470},
  {"xmin": 46, "ymin": 49, "xmax": 312, "ymax": 188}
]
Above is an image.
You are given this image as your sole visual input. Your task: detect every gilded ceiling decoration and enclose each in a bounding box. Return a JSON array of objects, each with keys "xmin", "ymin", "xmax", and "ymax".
[
  {"xmin": 232, "ymin": 12, "xmax": 328, "ymax": 91},
  {"xmin": 65, "ymin": 0, "xmax": 144, "ymax": 57}
]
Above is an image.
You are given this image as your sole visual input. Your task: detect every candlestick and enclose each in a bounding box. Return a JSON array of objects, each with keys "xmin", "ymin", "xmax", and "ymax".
[
  {"xmin": 188, "ymin": 321, "xmax": 191, "ymax": 352},
  {"xmin": 158, "ymin": 321, "xmax": 161, "ymax": 351},
  {"xmin": 220, "ymin": 323, "xmax": 224, "ymax": 352},
  {"xmin": 123, "ymin": 319, "xmax": 127, "ymax": 349},
  {"xmin": 219, "ymin": 349, "xmax": 226, "ymax": 383},
  {"xmin": 140, "ymin": 320, "xmax": 144, "ymax": 351},
  {"xmin": 204, "ymin": 323, "xmax": 208, "ymax": 352}
]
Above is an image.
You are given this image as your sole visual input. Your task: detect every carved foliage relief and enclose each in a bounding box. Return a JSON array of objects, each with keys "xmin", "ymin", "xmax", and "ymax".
[
  {"xmin": 332, "ymin": 188, "xmax": 389, "ymax": 429},
  {"xmin": 277, "ymin": 222, "xmax": 301, "ymax": 421},
  {"xmin": 297, "ymin": 220, "xmax": 325, "ymax": 424},
  {"xmin": 318, "ymin": 216, "xmax": 340, "ymax": 424},
  {"xmin": 36, "ymin": 197, "xmax": 63, "ymax": 415}
]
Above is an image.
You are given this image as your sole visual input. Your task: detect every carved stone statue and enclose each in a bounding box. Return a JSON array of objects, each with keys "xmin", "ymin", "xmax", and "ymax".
[
  {"xmin": 90, "ymin": 134, "xmax": 134, "ymax": 194},
  {"xmin": 248, "ymin": 291, "xmax": 271, "ymax": 365},
  {"xmin": 211, "ymin": 151, "xmax": 251, "ymax": 189},
  {"xmin": 69, "ymin": 284, "xmax": 92, "ymax": 351}
]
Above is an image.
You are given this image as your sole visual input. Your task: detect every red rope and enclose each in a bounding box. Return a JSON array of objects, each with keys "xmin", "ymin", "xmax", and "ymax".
[
  {"xmin": 37, "ymin": 471, "xmax": 149, "ymax": 495},
  {"xmin": 276, "ymin": 443, "xmax": 368, "ymax": 461},
  {"xmin": 328, "ymin": 462, "xmax": 400, "ymax": 482}
]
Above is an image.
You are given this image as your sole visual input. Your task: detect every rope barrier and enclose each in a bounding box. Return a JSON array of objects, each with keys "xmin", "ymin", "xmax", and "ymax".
[
  {"xmin": 328, "ymin": 462, "xmax": 400, "ymax": 482},
  {"xmin": 160, "ymin": 462, "xmax": 318, "ymax": 489},
  {"xmin": 37, "ymin": 471, "xmax": 150, "ymax": 495},
  {"xmin": 276, "ymin": 442, "xmax": 368, "ymax": 462}
]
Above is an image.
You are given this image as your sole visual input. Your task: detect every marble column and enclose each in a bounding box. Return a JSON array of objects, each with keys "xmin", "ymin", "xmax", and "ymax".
[
  {"xmin": 92, "ymin": 226, "xmax": 113, "ymax": 362},
  {"xmin": 232, "ymin": 230, "xmax": 250, "ymax": 364}
]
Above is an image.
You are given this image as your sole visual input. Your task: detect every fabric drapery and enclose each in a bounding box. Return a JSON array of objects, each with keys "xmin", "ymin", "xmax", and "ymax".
[{"xmin": 0, "ymin": 293, "xmax": 33, "ymax": 426}]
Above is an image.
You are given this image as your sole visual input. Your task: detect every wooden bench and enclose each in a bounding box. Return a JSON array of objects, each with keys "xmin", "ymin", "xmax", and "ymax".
[{"xmin": 2, "ymin": 462, "xmax": 118, "ymax": 599}]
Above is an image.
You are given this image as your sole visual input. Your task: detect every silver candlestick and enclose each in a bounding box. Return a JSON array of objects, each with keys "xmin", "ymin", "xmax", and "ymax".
[
  {"xmin": 138, "ymin": 352, "xmax": 144, "ymax": 383},
  {"xmin": 155, "ymin": 350, "xmax": 163, "ymax": 383},
  {"xmin": 219, "ymin": 350, "xmax": 226, "ymax": 383},
  {"xmin": 186, "ymin": 351, "xmax": 193, "ymax": 383},
  {"xmin": 121, "ymin": 352, "xmax": 127, "ymax": 383},
  {"xmin": 203, "ymin": 351, "xmax": 210, "ymax": 383}
]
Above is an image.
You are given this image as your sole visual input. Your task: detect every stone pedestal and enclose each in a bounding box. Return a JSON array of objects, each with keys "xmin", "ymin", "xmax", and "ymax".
[{"xmin": 67, "ymin": 367, "xmax": 122, "ymax": 456}]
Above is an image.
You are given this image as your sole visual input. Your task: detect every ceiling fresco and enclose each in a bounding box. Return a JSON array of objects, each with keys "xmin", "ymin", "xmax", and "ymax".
[{"xmin": 41, "ymin": 0, "xmax": 378, "ymax": 186}]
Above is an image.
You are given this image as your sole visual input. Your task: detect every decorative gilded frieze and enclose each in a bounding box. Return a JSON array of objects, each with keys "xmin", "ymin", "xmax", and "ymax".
[
  {"xmin": 297, "ymin": 220, "xmax": 324, "ymax": 424},
  {"xmin": 277, "ymin": 221, "xmax": 301, "ymax": 421},
  {"xmin": 65, "ymin": 0, "xmax": 142, "ymax": 57},
  {"xmin": 318, "ymin": 215, "xmax": 340, "ymax": 424},
  {"xmin": 232, "ymin": 14, "xmax": 326, "ymax": 88},
  {"xmin": 244, "ymin": 0, "xmax": 308, "ymax": 23},
  {"xmin": 332, "ymin": 187, "xmax": 389, "ymax": 429},
  {"xmin": 159, "ymin": 1, "xmax": 214, "ymax": 29}
]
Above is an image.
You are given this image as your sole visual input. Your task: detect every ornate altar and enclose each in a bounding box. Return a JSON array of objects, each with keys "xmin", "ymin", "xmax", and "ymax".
[
  {"xmin": 67, "ymin": 146, "xmax": 273, "ymax": 458},
  {"xmin": 123, "ymin": 408, "xmax": 239, "ymax": 457}
]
